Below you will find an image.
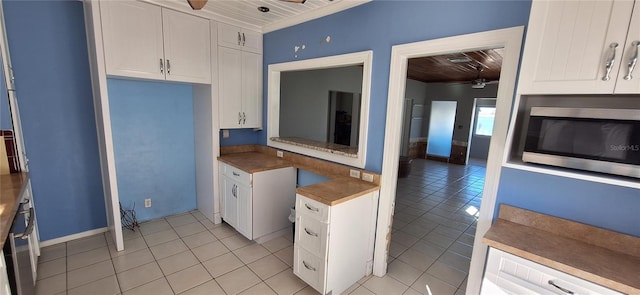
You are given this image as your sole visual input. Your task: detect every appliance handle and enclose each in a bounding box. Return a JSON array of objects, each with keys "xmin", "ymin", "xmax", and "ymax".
[{"xmin": 14, "ymin": 207, "xmax": 35, "ymax": 240}]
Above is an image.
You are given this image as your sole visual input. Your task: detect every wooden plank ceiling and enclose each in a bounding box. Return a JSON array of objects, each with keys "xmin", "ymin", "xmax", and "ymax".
[{"xmin": 407, "ymin": 48, "xmax": 504, "ymax": 84}]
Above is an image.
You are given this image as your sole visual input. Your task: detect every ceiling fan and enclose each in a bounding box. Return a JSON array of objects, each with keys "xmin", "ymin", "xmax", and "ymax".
[
  {"xmin": 187, "ymin": 0, "xmax": 306, "ymax": 10},
  {"xmin": 470, "ymin": 65, "xmax": 498, "ymax": 89}
]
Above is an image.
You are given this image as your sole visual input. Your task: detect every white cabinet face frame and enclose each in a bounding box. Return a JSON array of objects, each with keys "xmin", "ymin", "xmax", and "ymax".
[{"xmin": 267, "ymin": 51, "xmax": 373, "ymax": 169}]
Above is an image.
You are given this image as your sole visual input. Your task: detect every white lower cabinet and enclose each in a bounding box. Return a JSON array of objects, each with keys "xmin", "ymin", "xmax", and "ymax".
[
  {"xmin": 293, "ymin": 191, "xmax": 379, "ymax": 295},
  {"xmin": 220, "ymin": 162, "xmax": 296, "ymax": 241},
  {"xmin": 481, "ymin": 248, "xmax": 623, "ymax": 295}
]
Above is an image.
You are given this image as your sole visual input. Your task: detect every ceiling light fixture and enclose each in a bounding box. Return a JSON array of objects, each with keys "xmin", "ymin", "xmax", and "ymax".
[
  {"xmin": 447, "ymin": 56, "xmax": 472, "ymax": 63},
  {"xmin": 258, "ymin": 6, "xmax": 270, "ymax": 12}
]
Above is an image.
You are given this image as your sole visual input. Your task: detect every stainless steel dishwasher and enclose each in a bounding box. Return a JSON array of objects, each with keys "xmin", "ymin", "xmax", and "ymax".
[{"xmin": 3, "ymin": 200, "xmax": 36, "ymax": 295}]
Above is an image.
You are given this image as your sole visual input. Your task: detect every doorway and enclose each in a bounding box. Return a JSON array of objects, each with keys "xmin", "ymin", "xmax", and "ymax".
[{"xmin": 373, "ymin": 27, "xmax": 524, "ymax": 295}]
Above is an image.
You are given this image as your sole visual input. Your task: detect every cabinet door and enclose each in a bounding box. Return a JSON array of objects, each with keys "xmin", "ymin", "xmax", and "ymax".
[
  {"xmin": 518, "ymin": 0, "xmax": 634, "ymax": 94},
  {"xmin": 162, "ymin": 9, "xmax": 211, "ymax": 84},
  {"xmin": 222, "ymin": 177, "xmax": 238, "ymax": 228},
  {"xmin": 100, "ymin": 1, "xmax": 165, "ymax": 80},
  {"xmin": 236, "ymin": 183, "xmax": 252, "ymax": 239},
  {"xmin": 241, "ymin": 52, "xmax": 262, "ymax": 129},
  {"xmin": 218, "ymin": 22, "xmax": 243, "ymax": 50},
  {"xmin": 241, "ymin": 30, "xmax": 263, "ymax": 54},
  {"xmin": 218, "ymin": 47, "xmax": 243, "ymax": 128},
  {"xmin": 614, "ymin": 1, "xmax": 640, "ymax": 94}
]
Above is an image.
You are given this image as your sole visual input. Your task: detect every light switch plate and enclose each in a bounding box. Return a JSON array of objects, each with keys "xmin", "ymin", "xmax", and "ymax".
[
  {"xmin": 350, "ymin": 169, "xmax": 361, "ymax": 178},
  {"xmin": 362, "ymin": 173, "xmax": 374, "ymax": 182},
  {"xmin": 222, "ymin": 130, "xmax": 230, "ymax": 138},
  {"xmin": 276, "ymin": 150, "xmax": 284, "ymax": 158}
]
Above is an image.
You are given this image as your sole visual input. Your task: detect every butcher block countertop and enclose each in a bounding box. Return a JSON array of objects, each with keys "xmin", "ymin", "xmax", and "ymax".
[
  {"xmin": 218, "ymin": 148, "xmax": 380, "ymax": 206},
  {"xmin": 483, "ymin": 205, "xmax": 640, "ymax": 294},
  {"xmin": 0, "ymin": 172, "xmax": 29, "ymax": 249}
]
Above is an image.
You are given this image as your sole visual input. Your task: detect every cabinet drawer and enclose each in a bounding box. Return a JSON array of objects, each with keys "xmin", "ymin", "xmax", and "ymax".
[
  {"xmin": 293, "ymin": 246, "xmax": 325, "ymax": 293},
  {"xmin": 221, "ymin": 163, "xmax": 251, "ymax": 185},
  {"xmin": 295, "ymin": 214, "xmax": 328, "ymax": 256},
  {"xmin": 296, "ymin": 194, "xmax": 329, "ymax": 222}
]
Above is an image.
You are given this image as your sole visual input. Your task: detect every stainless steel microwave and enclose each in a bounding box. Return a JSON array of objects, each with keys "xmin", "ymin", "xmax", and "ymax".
[{"xmin": 523, "ymin": 107, "xmax": 640, "ymax": 178}]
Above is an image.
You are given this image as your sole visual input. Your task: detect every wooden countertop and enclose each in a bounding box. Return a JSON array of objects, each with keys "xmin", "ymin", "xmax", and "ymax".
[
  {"xmin": 483, "ymin": 205, "xmax": 640, "ymax": 294},
  {"xmin": 1, "ymin": 172, "xmax": 29, "ymax": 249},
  {"xmin": 218, "ymin": 151, "xmax": 380, "ymax": 206}
]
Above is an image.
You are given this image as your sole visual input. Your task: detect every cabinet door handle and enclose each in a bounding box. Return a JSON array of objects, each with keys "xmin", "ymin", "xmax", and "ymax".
[
  {"xmin": 304, "ymin": 203, "xmax": 319, "ymax": 212},
  {"xmin": 14, "ymin": 207, "xmax": 35, "ymax": 239},
  {"xmin": 242, "ymin": 33, "xmax": 246, "ymax": 46},
  {"xmin": 237, "ymin": 32, "xmax": 241, "ymax": 45},
  {"xmin": 166, "ymin": 59, "xmax": 171, "ymax": 75},
  {"xmin": 242, "ymin": 112, "xmax": 246, "ymax": 124},
  {"xmin": 602, "ymin": 42, "xmax": 619, "ymax": 81},
  {"xmin": 160, "ymin": 59, "xmax": 164, "ymax": 74},
  {"xmin": 547, "ymin": 280, "xmax": 574, "ymax": 294},
  {"xmin": 232, "ymin": 172, "xmax": 240, "ymax": 176},
  {"xmin": 304, "ymin": 228, "xmax": 318, "ymax": 237},
  {"xmin": 624, "ymin": 40, "xmax": 639, "ymax": 80},
  {"xmin": 238, "ymin": 112, "xmax": 242, "ymax": 125},
  {"xmin": 302, "ymin": 261, "xmax": 316, "ymax": 272}
]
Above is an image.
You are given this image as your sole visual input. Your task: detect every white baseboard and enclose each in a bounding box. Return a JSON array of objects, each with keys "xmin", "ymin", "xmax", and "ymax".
[{"xmin": 40, "ymin": 227, "xmax": 109, "ymax": 248}]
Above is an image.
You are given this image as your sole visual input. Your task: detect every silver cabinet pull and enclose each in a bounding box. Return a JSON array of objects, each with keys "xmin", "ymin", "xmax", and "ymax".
[
  {"xmin": 242, "ymin": 112, "xmax": 246, "ymax": 124},
  {"xmin": 602, "ymin": 42, "xmax": 619, "ymax": 81},
  {"xmin": 237, "ymin": 32, "xmax": 241, "ymax": 45},
  {"xmin": 242, "ymin": 33, "xmax": 246, "ymax": 46},
  {"xmin": 232, "ymin": 172, "xmax": 240, "ymax": 177},
  {"xmin": 160, "ymin": 59, "xmax": 164, "ymax": 74},
  {"xmin": 624, "ymin": 41, "xmax": 639, "ymax": 80},
  {"xmin": 302, "ymin": 261, "xmax": 316, "ymax": 271},
  {"xmin": 238, "ymin": 112, "xmax": 242, "ymax": 125},
  {"xmin": 166, "ymin": 59, "xmax": 171, "ymax": 75},
  {"xmin": 304, "ymin": 228, "xmax": 318, "ymax": 237},
  {"xmin": 548, "ymin": 280, "xmax": 574, "ymax": 294},
  {"xmin": 305, "ymin": 203, "xmax": 319, "ymax": 212},
  {"xmin": 14, "ymin": 207, "xmax": 35, "ymax": 240}
]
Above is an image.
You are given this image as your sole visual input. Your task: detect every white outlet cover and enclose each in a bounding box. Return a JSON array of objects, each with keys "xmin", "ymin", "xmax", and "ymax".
[
  {"xmin": 350, "ymin": 169, "xmax": 361, "ymax": 178},
  {"xmin": 362, "ymin": 173, "xmax": 374, "ymax": 182}
]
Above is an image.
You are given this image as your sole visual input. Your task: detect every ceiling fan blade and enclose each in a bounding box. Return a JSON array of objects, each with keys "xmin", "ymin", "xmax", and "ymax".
[
  {"xmin": 187, "ymin": 0, "xmax": 208, "ymax": 10},
  {"xmin": 279, "ymin": 0, "xmax": 307, "ymax": 3}
]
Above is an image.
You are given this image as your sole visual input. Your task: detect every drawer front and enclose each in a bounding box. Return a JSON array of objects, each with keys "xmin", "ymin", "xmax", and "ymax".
[
  {"xmin": 221, "ymin": 162, "xmax": 251, "ymax": 185},
  {"xmin": 296, "ymin": 194, "xmax": 329, "ymax": 222},
  {"xmin": 295, "ymin": 214, "xmax": 328, "ymax": 256},
  {"xmin": 293, "ymin": 246, "xmax": 325, "ymax": 293}
]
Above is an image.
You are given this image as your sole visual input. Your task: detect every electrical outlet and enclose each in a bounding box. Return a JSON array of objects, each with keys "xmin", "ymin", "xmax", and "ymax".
[
  {"xmin": 276, "ymin": 150, "xmax": 284, "ymax": 158},
  {"xmin": 222, "ymin": 129, "xmax": 230, "ymax": 138},
  {"xmin": 349, "ymin": 169, "xmax": 361, "ymax": 179},
  {"xmin": 362, "ymin": 173, "xmax": 374, "ymax": 182},
  {"xmin": 144, "ymin": 198, "xmax": 152, "ymax": 208}
]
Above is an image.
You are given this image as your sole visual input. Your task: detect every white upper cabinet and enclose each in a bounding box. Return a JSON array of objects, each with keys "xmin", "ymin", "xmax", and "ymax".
[
  {"xmin": 614, "ymin": 0, "xmax": 640, "ymax": 94},
  {"xmin": 100, "ymin": 1, "xmax": 211, "ymax": 84},
  {"xmin": 218, "ymin": 47, "xmax": 262, "ymax": 129},
  {"xmin": 218, "ymin": 22, "xmax": 262, "ymax": 54},
  {"xmin": 518, "ymin": 0, "xmax": 639, "ymax": 94}
]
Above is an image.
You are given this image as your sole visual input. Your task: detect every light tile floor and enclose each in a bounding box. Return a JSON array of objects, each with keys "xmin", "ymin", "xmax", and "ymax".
[{"xmin": 34, "ymin": 159, "xmax": 485, "ymax": 295}]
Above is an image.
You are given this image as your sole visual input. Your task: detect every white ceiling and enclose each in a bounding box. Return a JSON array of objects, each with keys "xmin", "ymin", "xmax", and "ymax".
[{"xmin": 148, "ymin": 0, "xmax": 370, "ymax": 33}]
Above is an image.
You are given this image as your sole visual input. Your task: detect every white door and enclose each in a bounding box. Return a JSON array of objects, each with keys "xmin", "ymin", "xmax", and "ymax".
[
  {"xmin": 100, "ymin": 1, "xmax": 164, "ymax": 80},
  {"xmin": 218, "ymin": 47, "xmax": 243, "ymax": 128},
  {"xmin": 222, "ymin": 177, "xmax": 238, "ymax": 228},
  {"xmin": 217, "ymin": 23, "xmax": 242, "ymax": 50},
  {"xmin": 236, "ymin": 183, "xmax": 252, "ymax": 239},
  {"xmin": 614, "ymin": 1, "xmax": 640, "ymax": 94},
  {"xmin": 518, "ymin": 0, "xmax": 634, "ymax": 94},
  {"xmin": 162, "ymin": 9, "xmax": 211, "ymax": 84},
  {"xmin": 241, "ymin": 52, "xmax": 262, "ymax": 128}
]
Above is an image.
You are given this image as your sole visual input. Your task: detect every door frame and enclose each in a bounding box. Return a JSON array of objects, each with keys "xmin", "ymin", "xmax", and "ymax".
[{"xmin": 373, "ymin": 26, "xmax": 524, "ymax": 294}]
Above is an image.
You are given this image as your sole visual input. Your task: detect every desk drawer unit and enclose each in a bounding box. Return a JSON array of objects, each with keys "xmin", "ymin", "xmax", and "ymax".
[{"xmin": 296, "ymin": 195, "xmax": 330, "ymax": 223}]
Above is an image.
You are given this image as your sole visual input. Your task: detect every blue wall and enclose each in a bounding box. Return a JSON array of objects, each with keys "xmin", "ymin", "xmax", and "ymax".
[
  {"xmin": 1, "ymin": 55, "xmax": 11, "ymax": 130},
  {"xmin": 297, "ymin": 169, "xmax": 330, "ymax": 187},
  {"xmin": 219, "ymin": 129, "xmax": 259, "ymax": 146},
  {"xmin": 258, "ymin": 0, "xmax": 533, "ymax": 173},
  {"xmin": 3, "ymin": 1, "xmax": 106, "ymax": 240},
  {"xmin": 108, "ymin": 79, "xmax": 197, "ymax": 222},
  {"xmin": 496, "ymin": 168, "xmax": 640, "ymax": 237}
]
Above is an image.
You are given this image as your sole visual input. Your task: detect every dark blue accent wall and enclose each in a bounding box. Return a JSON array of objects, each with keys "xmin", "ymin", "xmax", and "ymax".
[
  {"xmin": 0, "ymin": 55, "xmax": 11, "ymax": 130},
  {"xmin": 3, "ymin": 0, "xmax": 106, "ymax": 240},
  {"xmin": 260, "ymin": 0, "xmax": 533, "ymax": 172}
]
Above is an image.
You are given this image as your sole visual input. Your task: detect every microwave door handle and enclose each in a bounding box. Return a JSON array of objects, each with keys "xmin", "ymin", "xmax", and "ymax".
[{"xmin": 14, "ymin": 207, "xmax": 35, "ymax": 239}]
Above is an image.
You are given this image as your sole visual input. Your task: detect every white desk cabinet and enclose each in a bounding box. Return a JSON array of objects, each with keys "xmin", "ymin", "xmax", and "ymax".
[
  {"xmin": 218, "ymin": 47, "xmax": 262, "ymax": 129},
  {"xmin": 218, "ymin": 22, "xmax": 262, "ymax": 54},
  {"xmin": 481, "ymin": 248, "xmax": 623, "ymax": 295},
  {"xmin": 100, "ymin": 1, "xmax": 211, "ymax": 84},
  {"xmin": 518, "ymin": 0, "xmax": 640, "ymax": 94},
  {"xmin": 220, "ymin": 162, "xmax": 295, "ymax": 241},
  {"xmin": 293, "ymin": 191, "xmax": 378, "ymax": 295}
]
